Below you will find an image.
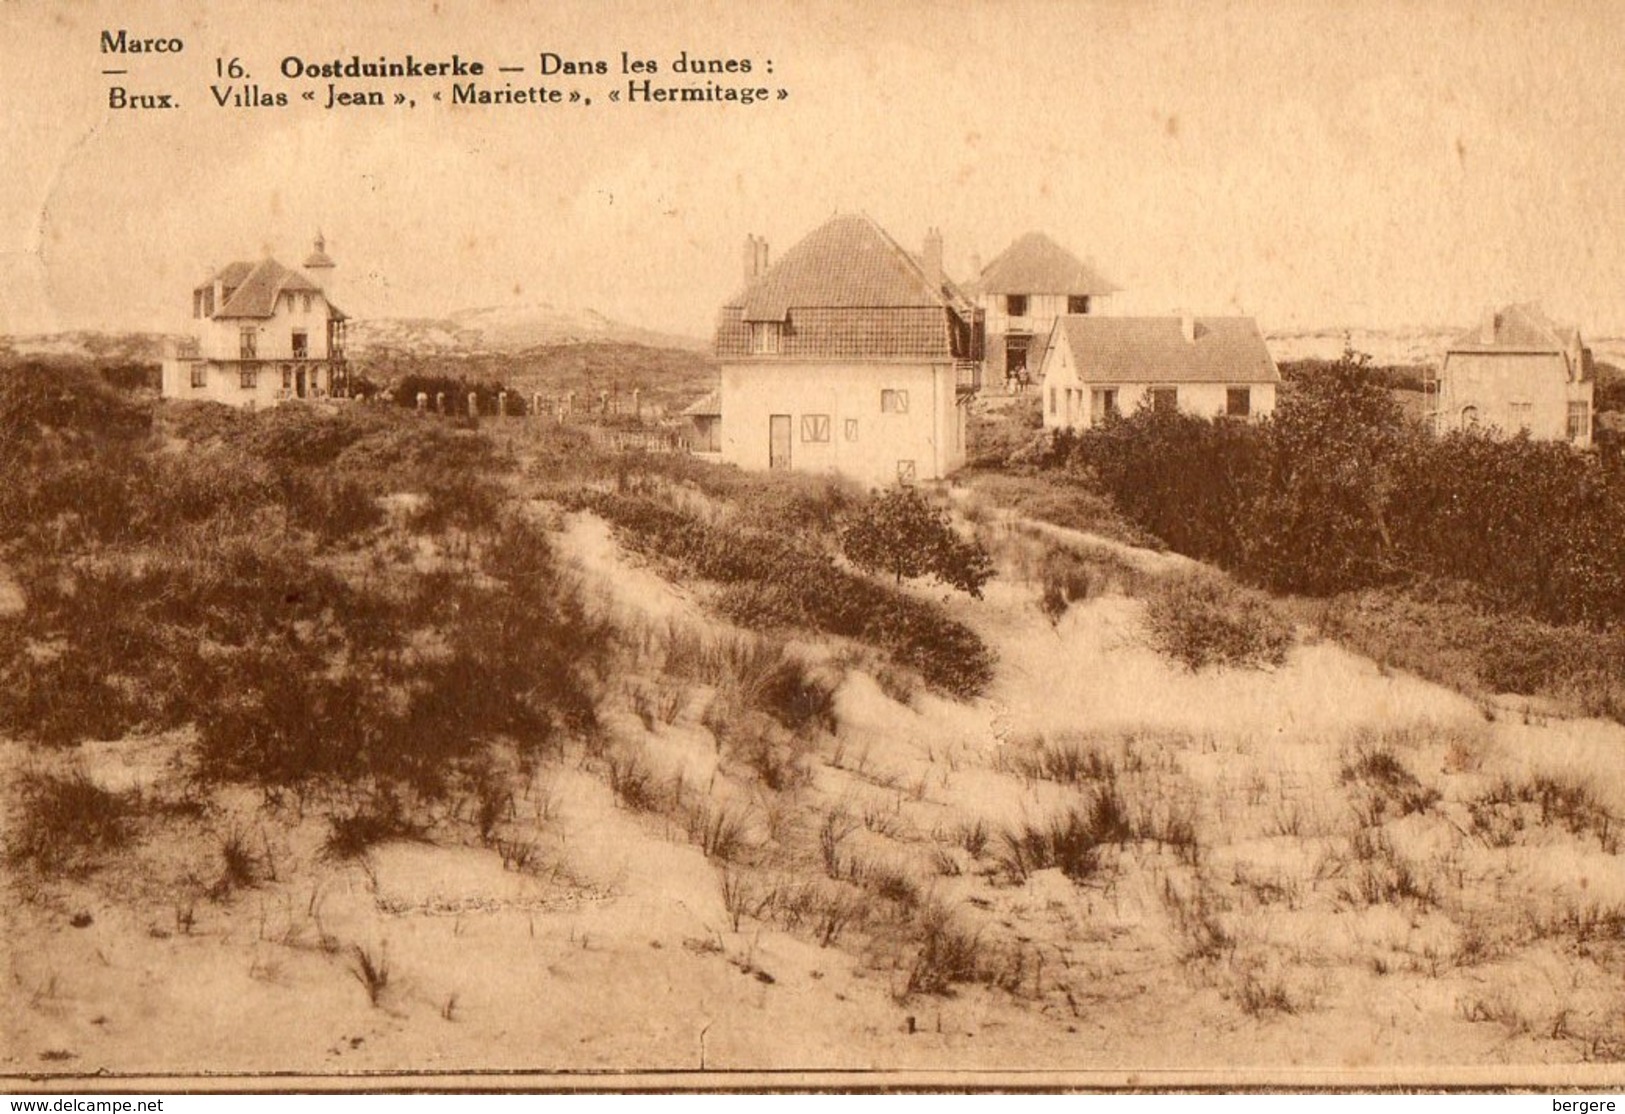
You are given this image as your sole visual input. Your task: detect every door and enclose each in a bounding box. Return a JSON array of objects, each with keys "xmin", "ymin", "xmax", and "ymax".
[
  {"xmin": 769, "ymin": 414, "xmax": 791, "ymax": 470},
  {"xmin": 295, "ymin": 368, "xmax": 308, "ymax": 398}
]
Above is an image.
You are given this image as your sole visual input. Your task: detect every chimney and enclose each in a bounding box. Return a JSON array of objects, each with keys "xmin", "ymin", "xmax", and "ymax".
[
  {"xmin": 742, "ymin": 234, "xmax": 759, "ymax": 285},
  {"xmin": 1480, "ymin": 306, "xmax": 1500, "ymax": 344},
  {"xmin": 1180, "ymin": 313, "xmax": 1197, "ymax": 343},
  {"xmin": 757, "ymin": 237, "xmax": 770, "ymax": 277},
  {"xmin": 923, "ymin": 227, "xmax": 944, "ymax": 293}
]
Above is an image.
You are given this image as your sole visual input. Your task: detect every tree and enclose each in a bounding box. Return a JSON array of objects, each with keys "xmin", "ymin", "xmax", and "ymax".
[{"xmin": 840, "ymin": 487, "xmax": 994, "ymax": 598}]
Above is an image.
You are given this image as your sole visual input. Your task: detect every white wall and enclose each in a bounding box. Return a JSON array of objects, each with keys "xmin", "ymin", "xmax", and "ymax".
[
  {"xmin": 193, "ymin": 291, "xmax": 335, "ymax": 361},
  {"xmin": 719, "ymin": 361, "xmax": 965, "ymax": 487},
  {"xmin": 162, "ymin": 358, "xmax": 339, "ymax": 408},
  {"xmin": 1038, "ymin": 338, "xmax": 1275, "ymax": 430},
  {"xmin": 1437, "ymin": 351, "xmax": 1592, "ymax": 447}
]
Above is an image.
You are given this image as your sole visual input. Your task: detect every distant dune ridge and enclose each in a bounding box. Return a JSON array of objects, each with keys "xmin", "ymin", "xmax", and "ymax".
[
  {"xmin": 7, "ymin": 313, "xmax": 1625, "ymax": 371},
  {"xmin": 348, "ymin": 302, "xmax": 709, "ymax": 356},
  {"xmin": 1266, "ymin": 326, "xmax": 1625, "ymax": 367}
]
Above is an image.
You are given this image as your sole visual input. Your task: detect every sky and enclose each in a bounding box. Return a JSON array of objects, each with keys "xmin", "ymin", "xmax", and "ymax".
[{"xmin": 3, "ymin": 0, "xmax": 1625, "ymax": 339}]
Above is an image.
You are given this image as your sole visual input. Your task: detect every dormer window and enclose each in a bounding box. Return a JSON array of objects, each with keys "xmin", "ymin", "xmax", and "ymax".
[
  {"xmin": 302, "ymin": 293, "xmax": 313, "ymax": 313},
  {"xmin": 1006, "ymin": 294, "xmax": 1028, "ymax": 317},
  {"xmin": 750, "ymin": 322, "xmax": 782, "ymax": 355},
  {"xmin": 1068, "ymin": 295, "xmax": 1091, "ymax": 314}
]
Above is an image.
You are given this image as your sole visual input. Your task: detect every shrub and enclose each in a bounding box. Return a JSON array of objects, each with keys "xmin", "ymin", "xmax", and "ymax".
[
  {"xmin": 1142, "ymin": 570, "xmax": 1294, "ymax": 671},
  {"xmin": 8, "ymin": 769, "xmax": 139, "ymax": 876},
  {"xmin": 905, "ymin": 902, "xmax": 987, "ymax": 996},
  {"xmin": 999, "ymin": 807, "xmax": 1104, "ymax": 883},
  {"xmin": 586, "ymin": 491, "xmax": 996, "ymax": 699},
  {"xmin": 324, "ymin": 789, "xmax": 426, "ymax": 859},
  {"xmin": 1340, "ymin": 745, "xmax": 1440, "ymax": 819},
  {"xmin": 744, "ymin": 656, "xmax": 839, "ymax": 736},
  {"xmin": 997, "ymin": 734, "xmax": 1116, "ymax": 786},
  {"xmin": 840, "ymin": 487, "xmax": 994, "ymax": 597},
  {"xmin": 606, "ymin": 748, "xmax": 662, "ymax": 812}
]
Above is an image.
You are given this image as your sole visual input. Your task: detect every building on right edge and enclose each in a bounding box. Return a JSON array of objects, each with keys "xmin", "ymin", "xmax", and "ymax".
[
  {"xmin": 1036, "ymin": 315, "xmax": 1280, "ymax": 430},
  {"xmin": 1432, "ymin": 303, "xmax": 1594, "ymax": 448}
]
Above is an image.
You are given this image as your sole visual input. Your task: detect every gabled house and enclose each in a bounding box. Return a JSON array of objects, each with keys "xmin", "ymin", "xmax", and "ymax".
[
  {"xmin": 161, "ymin": 234, "xmax": 349, "ymax": 408},
  {"xmin": 1037, "ymin": 315, "xmax": 1279, "ymax": 430},
  {"xmin": 971, "ymin": 232, "xmax": 1118, "ymax": 387},
  {"xmin": 1433, "ymin": 303, "xmax": 1594, "ymax": 448},
  {"xmin": 713, "ymin": 214, "xmax": 983, "ymax": 486}
]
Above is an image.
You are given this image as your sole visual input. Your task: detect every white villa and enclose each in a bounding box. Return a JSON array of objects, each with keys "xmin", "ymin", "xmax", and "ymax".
[
  {"xmin": 1037, "ymin": 315, "xmax": 1280, "ymax": 430},
  {"xmin": 161, "ymin": 234, "xmax": 349, "ymax": 408},
  {"xmin": 1432, "ymin": 303, "xmax": 1594, "ymax": 449},
  {"xmin": 712, "ymin": 215, "xmax": 983, "ymax": 487}
]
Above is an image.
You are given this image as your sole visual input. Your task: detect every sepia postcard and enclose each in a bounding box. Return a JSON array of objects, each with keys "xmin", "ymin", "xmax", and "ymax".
[{"xmin": 3, "ymin": 0, "xmax": 1624, "ymax": 1093}]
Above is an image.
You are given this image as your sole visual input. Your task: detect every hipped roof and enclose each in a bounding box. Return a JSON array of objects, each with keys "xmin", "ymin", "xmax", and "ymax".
[
  {"xmin": 195, "ymin": 257, "xmax": 340, "ymax": 320},
  {"xmin": 734, "ymin": 214, "xmax": 972, "ymax": 322},
  {"xmin": 976, "ymin": 232, "xmax": 1118, "ymax": 296}
]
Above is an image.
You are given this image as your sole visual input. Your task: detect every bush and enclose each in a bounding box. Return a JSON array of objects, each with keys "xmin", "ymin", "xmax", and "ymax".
[
  {"xmin": 1055, "ymin": 350, "xmax": 1625, "ymax": 629},
  {"xmin": 1142, "ymin": 571, "xmax": 1294, "ymax": 671},
  {"xmin": 906, "ymin": 902, "xmax": 988, "ymax": 996},
  {"xmin": 8, "ymin": 769, "xmax": 139, "ymax": 875},
  {"xmin": 584, "ymin": 491, "xmax": 996, "ymax": 699},
  {"xmin": 841, "ymin": 487, "xmax": 993, "ymax": 597}
]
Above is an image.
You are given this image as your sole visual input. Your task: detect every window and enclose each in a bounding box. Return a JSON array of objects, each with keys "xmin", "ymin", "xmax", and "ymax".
[
  {"xmin": 1568, "ymin": 400, "xmax": 1590, "ymax": 441},
  {"xmin": 190, "ymin": 365, "xmax": 207, "ymax": 389},
  {"xmin": 1151, "ymin": 387, "xmax": 1178, "ymax": 413},
  {"xmin": 1049, "ymin": 386, "xmax": 1057, "ymax": 415},
  {"xmin": 239, "ymin": 327, "xmax": 257, "ymax": 360},
  {"xmin": 1509, "ymin": 400, "xmax": 1532, "ymax": 429},
  {"xmin": 881, "ymin": 389, "xmax": 909, "ymax": 414},
  {"xmin": 750, "ymin": 322, "xmax": 782, "ymax": 354},
  {"xmin": 1005, "ymin": 294, "xmax": 1028, "ymax": 317},
  {"xmin": 302, "ymin": 293, "xmax": 313, "ymax": 313},
  {"xmin": 193, "ymin": 290, "xmax": 204, "ymax": 319},
  {"xmin": 801, "ymin": 414, "xmax": 830, "ymax": 442},
  {"xmin": 292, "ymin": 331, "xmax": 309, "ymax": 360},
  {"xmin": 844, "ymin": 418, "xmax": 859, "ymax": 442},
  {"xmin": 1226, "ymin": 386, "xmax": 1251, "ymax": 418},
  {"xmin": 896, "ymin": 460, "xmax": 917, "ymax": 485},
  {"xmin": 1068, "ymin": 295, "xmax": 1091, "ymax": 314},
  {"xmin": 239, "ymin": 367, "xmax": 258, "ymax": 389},
  {"xmin": 282, "ymin": 366, "xmax": 293, "ymax": 391},
  {"xmin": 1091, "ymin": 387, "xmax": 1118, "ymax": 424}
]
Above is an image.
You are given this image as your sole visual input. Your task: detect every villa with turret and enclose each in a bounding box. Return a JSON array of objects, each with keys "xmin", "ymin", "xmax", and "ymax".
[{"xmin": 160, "ymin": 234, "xmax": 350, "ymax": 408}]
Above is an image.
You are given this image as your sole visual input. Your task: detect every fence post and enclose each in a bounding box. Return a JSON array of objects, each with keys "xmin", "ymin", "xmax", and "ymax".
[
  {"xmin": 468, "ymin": 392, "xmax": 479, "ymax": 419},
  {"xmin": 416, "ymin": 391, "xmax": 428, "ymax": 412},
  {"xmin": 632, "ymin": 388, "xmax": 641, "ymax": 421},
  {"xmin": 436, "ymin": 391, "xmax": 446, "ymax": 414},
  {"xmin": 498, "ymin": 390, "xmax": 508, "ymax": 417}
]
